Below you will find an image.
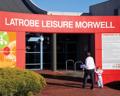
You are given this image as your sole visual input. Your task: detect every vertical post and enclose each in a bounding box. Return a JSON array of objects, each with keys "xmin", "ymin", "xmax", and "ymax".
[
  {"xmin": 53, "ymin": 34, "xmax": 57, "ymax": 71},
  {"xmin": 40, "ymin": 35, "xmax": 44, "ymax": 70}
]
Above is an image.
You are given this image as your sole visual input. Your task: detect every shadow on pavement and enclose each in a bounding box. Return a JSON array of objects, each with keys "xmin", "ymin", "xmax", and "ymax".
[
  {"xmin": 105, "ymin": 81, "xmax": 120, "ymax": 90},
  {"xmin": 41, "ymin": 73, "xmax": 83, "ymax": 82},
  {"xmin": 47, "ymin": 82, "xmax": 82, "ymax": 88}
]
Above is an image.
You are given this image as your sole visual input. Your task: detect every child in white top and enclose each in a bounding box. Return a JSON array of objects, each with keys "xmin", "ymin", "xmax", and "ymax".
[{"xmin": 95, "ymin": 66, "xmax": 103, "ymax": 88}]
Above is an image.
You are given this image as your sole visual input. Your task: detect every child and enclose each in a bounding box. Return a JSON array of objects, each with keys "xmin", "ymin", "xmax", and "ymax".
[{"xmin": 95, "ymin": 66, "xmax": 103, "ymax": 88}]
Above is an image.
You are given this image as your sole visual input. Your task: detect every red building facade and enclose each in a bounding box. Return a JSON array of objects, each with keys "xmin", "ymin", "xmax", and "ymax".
[{"xmin": 0, "ymin": 11, "xmax": 120, "ymax": 84}]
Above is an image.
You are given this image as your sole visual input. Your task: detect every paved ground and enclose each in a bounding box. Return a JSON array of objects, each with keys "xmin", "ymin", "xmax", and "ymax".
[{"xmin": 36, "ymin": 70, "xmax": 120, "ymax": 96}]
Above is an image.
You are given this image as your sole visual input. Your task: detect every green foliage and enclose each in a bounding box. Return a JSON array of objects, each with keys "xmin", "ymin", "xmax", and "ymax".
[{"xmin": 0, "ymin": 68, "xmax": 46, "ymax": 96}]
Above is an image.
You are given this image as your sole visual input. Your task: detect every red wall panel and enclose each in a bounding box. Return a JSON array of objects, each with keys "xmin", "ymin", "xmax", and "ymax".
[
  {"xmin": 95, "ymin": 33, "xmax": 102, "ymax": 68},
  {"xmin": 16, "ymin": 32, "xmax": 25, "ymax": 69}
]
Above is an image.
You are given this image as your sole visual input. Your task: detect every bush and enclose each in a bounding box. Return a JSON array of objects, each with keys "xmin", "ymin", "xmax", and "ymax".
[{"xmin": 0, "ymin": 68, "xmax": 46, "ymax": 96}]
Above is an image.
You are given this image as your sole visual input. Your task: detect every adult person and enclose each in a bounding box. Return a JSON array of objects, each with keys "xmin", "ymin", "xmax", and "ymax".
[{"xmin": 82, "ymin": 52, "xmax": 96, "ymax": 90}]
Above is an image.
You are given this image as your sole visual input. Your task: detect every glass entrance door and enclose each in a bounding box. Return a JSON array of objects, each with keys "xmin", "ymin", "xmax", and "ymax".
[
  {"xmin": 26, "ymin": 33, "xmax": 52, "ymax": 70},
  {"xmin": 26, "ymin": 33, "xmax": 41, "ymax": 70},
  {"xmin": 57, "ymin": 34, "xmax": 95, "ymax": 70}
]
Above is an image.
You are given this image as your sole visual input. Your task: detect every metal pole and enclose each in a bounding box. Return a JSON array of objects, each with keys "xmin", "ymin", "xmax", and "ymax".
[
  {"xmin": 40, "ymin": 35, "xmax": 44, "ymax": 70},
  {"xmin": 52, "ymin": 34, "xmax": 57, "ymax": 71}
]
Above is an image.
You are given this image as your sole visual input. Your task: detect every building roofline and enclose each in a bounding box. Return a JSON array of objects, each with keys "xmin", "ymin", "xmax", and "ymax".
[
  {"xmin": 90, "ymin": 0, "xmax": 109, "ymax": 8},
  {"xmin": 22, "ymin": 0, "xmax": 47, "ymax": 14},
  {"xmin": 0, "ymin": 0, "xmax": 47, "ymax": 14}
]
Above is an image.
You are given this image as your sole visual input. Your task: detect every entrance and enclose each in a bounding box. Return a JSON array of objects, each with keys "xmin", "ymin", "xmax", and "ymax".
[
  {"xmin": 26, "ymin": 32, "xmax": 52, "ymax": 70},
  {"xmin": 57, "ymin": 34, "xmax": 95, "ymax": 70},
  {"xmin": 25, "ymin": 33, "xmax": 95, "ymax": 70}
]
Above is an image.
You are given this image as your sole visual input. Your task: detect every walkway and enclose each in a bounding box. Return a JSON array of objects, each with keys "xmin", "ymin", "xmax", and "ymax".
[{"xmin": 37, "ymin": 70, "xmax": 120, "ymax": 96}]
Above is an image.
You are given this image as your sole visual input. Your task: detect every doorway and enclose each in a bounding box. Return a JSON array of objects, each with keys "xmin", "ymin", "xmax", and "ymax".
[
  {"xmin": 25, "ymin": 33, "xmax": 95, "ymax": 70},
  {"xmin": 57, "ymin": 34, "xmax": 95, "ymax": 70},
  {"xmin": 25, "ymin": 32, "xmax": 52, "ymax": 70}
]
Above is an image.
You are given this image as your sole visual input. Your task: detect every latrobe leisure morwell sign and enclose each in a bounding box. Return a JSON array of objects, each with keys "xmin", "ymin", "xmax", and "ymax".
[
  {"xmin": 4, "ymin": 17, "xmax": 115, "ymax": 29},
  {"xmin": 0, "ymin": 11, "xmax": 120, "ymax": 33}
]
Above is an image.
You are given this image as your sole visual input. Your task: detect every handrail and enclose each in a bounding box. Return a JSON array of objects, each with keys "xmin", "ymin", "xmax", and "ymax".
[
  {"xmin": 74, "ymin": 60, "xmax": 84, "ymax": 71},
  {"xmin": 65, "ymin": 59, "xmax": 84, "ymax": 71},
  {"xmin": 65, "ymin": 59, "xmax": 74, "ymax": 71}
]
